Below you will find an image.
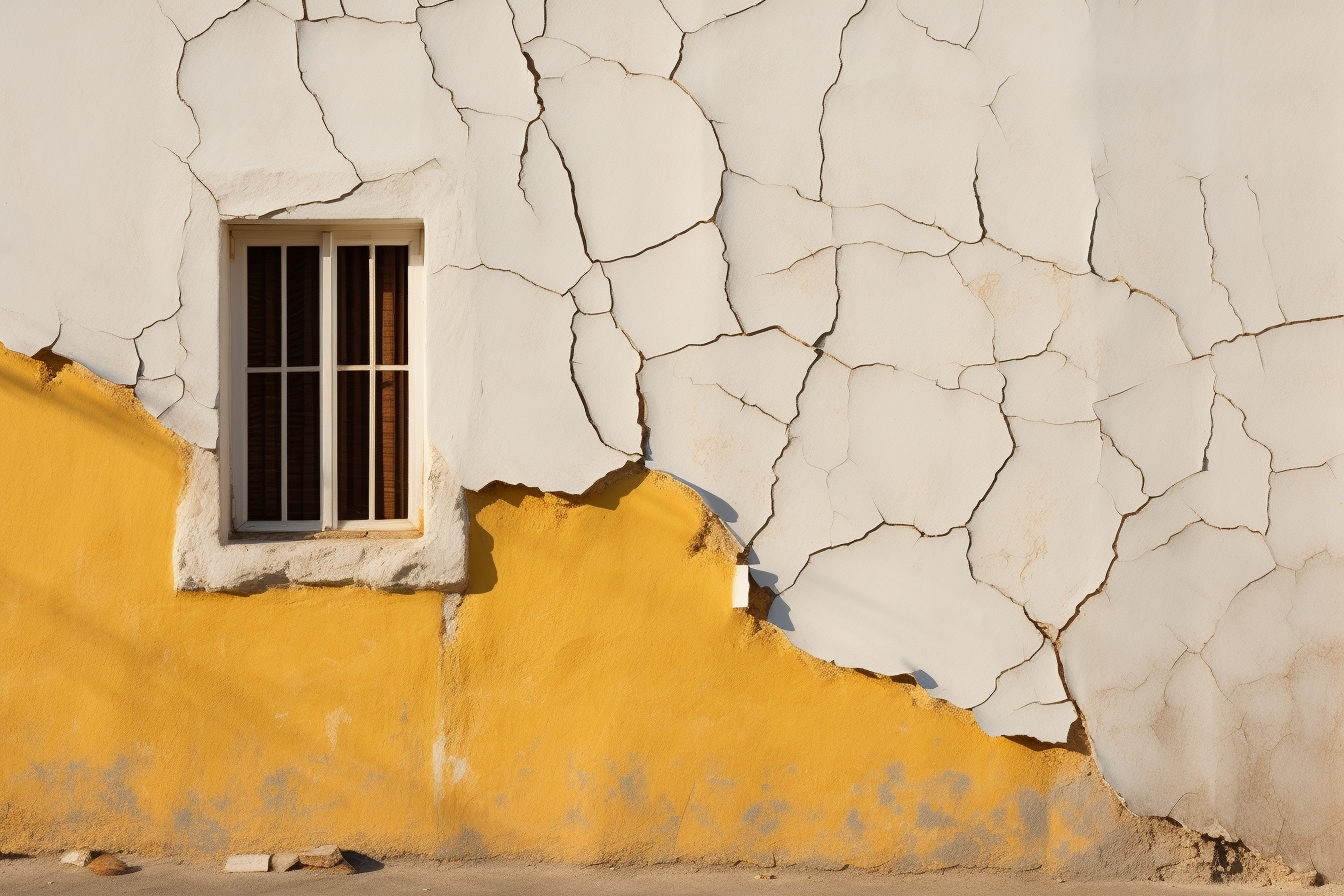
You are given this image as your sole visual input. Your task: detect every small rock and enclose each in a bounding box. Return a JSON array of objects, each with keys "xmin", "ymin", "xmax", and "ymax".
[
  {"xmin": 87, "ymin": 855, "xmax": 130, "ymax": 876},
  {"xmin": 298, "ymin": 844, "xmax": 343, "ymax": 868},
  {"xmin": 326, "ymin": 858, "xmax": 356, "ymax": 874},
  {"xmin": 59, "ymin": 850, "xmax": 92, "ymax": 867},
  {"xmin": 270, "ymin": 853, "xmax": 299, "ymax": 872},
  {"xmin": 223, "ymin": 854, "xmax": 271, "ymax": 873},
  {"xmin": 755, "ymin": 873, "xmax": 776, "ymax": 880}
]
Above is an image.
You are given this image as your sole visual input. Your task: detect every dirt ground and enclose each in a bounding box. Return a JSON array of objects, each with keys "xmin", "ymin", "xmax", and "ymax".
[{"xmin": 0, "ymin": 856, "xmax": 1335, "ymax": 896}]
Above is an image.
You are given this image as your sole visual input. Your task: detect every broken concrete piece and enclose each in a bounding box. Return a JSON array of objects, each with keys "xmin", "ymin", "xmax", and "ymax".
[
  {"xmin": 87, "ymin": 854, "xmax": 130, "ymax": 876},
  {"xmin": 298, "ymin": 845, "xmax": 343, "ymax": 868},
  {"xmin": 59, "ymin": 850, "xmax": 92, "ymax": 867},
  {"xmin": 180, "ymin": 1, "xmax": 359, "ymax": 215},
  {"xmin": 545, "ymin": 0, "xmax": 681, "ymax": 77},
  {"xmin": 770, "ymin": 525, "xmax": 1048, "ymax": 712},
  {"xmin": 678, "ymin": 0, "xmax": 864, "ymax": 201},
  {"xmin": 270, "ymin": 853, "xmax": 299, "ymax": 872},
  {"xmin": 419, "ymin": 0, "xmax": 540, "ymax": 121},
  {"xmin": 539, "ymin": 59, "xmax": 722, "ymax": 261},
  {"xmin": 223, "ymin": 854, "xmax": 271, "ymax": 873},
  {"xmin": 605, "ymin": 223, "xmax": 739, "ymax": 358}
]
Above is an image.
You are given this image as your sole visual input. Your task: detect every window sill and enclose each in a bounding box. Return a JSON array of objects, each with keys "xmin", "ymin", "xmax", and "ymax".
[{"xmin": 174, "ymin": 446, "xmax": 466, "ymax": 595}]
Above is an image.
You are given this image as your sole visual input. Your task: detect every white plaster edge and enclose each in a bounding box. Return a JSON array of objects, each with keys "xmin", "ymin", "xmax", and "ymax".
[{"xmin": 173, "ymin": 444, "xmax": 469, "ymax": 593}]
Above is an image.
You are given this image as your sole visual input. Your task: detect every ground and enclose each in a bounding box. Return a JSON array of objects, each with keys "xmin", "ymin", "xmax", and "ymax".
[{"xmin": 0, "ymin": 857, "xmax": 1332, "ymax": 896}]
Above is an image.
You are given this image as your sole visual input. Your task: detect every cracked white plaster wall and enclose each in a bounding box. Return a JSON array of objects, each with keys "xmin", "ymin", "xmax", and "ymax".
[
  {"xmin": 538, "ymin": 58, "xmax": 723, "ymax": 262},
  {"xmin": 8, "ymin": 0, "xmax": 1344, "ymax": 864},
  {"xmin": 180, "ymin": 0, "xmax": 360, "ymax": 215}
]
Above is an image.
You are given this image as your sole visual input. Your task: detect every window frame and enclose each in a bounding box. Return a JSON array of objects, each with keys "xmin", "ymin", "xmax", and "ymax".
[{"xmin": 223, "ymin": 222, "xmax": 425, "ymax": 537}]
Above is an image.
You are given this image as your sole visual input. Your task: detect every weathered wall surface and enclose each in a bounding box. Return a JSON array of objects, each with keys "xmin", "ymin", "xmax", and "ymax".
[
  {"xmin": 0, "ymin": 345, "xmax": 1197, "ymax": 876},
  {"xmin": 4, "ymin": 0, "xmax": 1344, "ymax": 879}
]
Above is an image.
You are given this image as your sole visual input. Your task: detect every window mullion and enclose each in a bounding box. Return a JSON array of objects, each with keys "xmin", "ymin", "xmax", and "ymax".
[
  {"xmin": 320, "ymin": 232, "xmax": 335, "ymax": 531},
  {"xmin": 280, "ymin": 246, "xmax": 288, "ymax": 523},
  {"xmin": 367, "ymin": 245, "xmax": 376, "ymax": 521}
]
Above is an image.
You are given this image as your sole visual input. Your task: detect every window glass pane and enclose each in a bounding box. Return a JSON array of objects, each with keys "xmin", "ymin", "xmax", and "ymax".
[
  {"xmin": 287, "ymin": 371, "xmax": 321, "ymax": 521},
  {"xmin": 337, "ymin": 370, "xmax": 369, "ymax": 520},
  {"xmin": 375, "ymin": 245, "xmax": 408, "ymax": 365},
  {"xmin": 246, "ymin": 372, "xmax": 282, "ymax": 521},
  {"xmin": 287, "ymin": 246, "xmax": 321, "ymax": 367},
  {"xmin": 375, "ymin": 370, "xmax": 408, "ymax": 520},
  {"xmin": 337, "ymin": 245, "xmax": 369, "ymax": 365},
  {"xmin": 247, "ymin": 246, "xmax": 281, "ymax": 368}
]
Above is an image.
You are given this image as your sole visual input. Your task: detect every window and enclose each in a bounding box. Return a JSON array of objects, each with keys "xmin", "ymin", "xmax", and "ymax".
[{"xmin": 226, "ymin": 225, "xmax": 423, "ymax": 534}]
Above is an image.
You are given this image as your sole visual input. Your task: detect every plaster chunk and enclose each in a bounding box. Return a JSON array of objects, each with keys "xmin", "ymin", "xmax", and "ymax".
[
  {"xmin": 677, "ymin": 0, "xmax": 864, "ymax": 200},
  {"xmin": 1, "ymin": 0, "xmax": 193, "ymax": 354},
  {"xmin": 52, "ymin": 322, "xmax": 139, "ymax": 386},
  {"xmin": 523, "ymin": 37, "xmax": 590, "ymax": 80},
  {"xmin": 341, "ymin": 0, "xmax": 418, "ymax": 22},
  {"xmin": 466, "ymin": 116, "xmax": 590, "ymax": 294},
  {"xmin": 175, "ymin": 446, "xmax": 467, "ymax": 592},
  {"xmin": 181, "ymin": 1, "xmax": 359, "ymax": 215},
  {"xmin": 420, "ymin": 0, "xmax": 540, "ymax": 121},
  {"xmin": 999, "ymin": 352, "xmax": 1098, "ymax": 424},
  {"xmin": 570, "ymin": 311, "xmax": 643, "ymax": 456},
  {"xmin": 827, "ymin": 245, "xmax": 994, "ymax": 388},
  {"xmin": 134, "ymin": 319, "xmax": 185, "ymax": 381},
  {"xmin": 1164, "ymin": 395, "xmax": 1271, "ymax": 533},
  {"xmin": 1099, "ymin": 434, "xmax": 1147, "ymax": 516},
  {"xmin": 1094, "ymin": 358, "xmax": 1214, "ymax": 497},
  {"xmin": 429, "ymin": 266, "xmax": 627, "ymax": 494},
  {"xmin": 305, "ymin": 0, "xmax": 343, "ymax": 19},
  {"xmin": 159, "ymin": 390, "xmax": 219, "ymax": 450},
  {"xmin": 894, "ymin": 0, "xmax": 982, "ymax": 47},
  {"xmin": 665, "ymin": 329, "xmax": 816, "ymax": 424},
  {"xmin": 540, "ymin": 60, "xmax": 722, "ymax": 261},
  {"xmin": 136, "ymin": 375, "xmax": 185, "ymax": 418},
  {"xmin": 660, "ymin": 0, "xmax": 759, "ymax": 32},
  {"xmin": 848, "ymin": 365, "xmax": 1011, "ymax": 535},
  {"xmin": 641, "ymin": 359, "xmax": 786, "ymax": 546},
  {"xmin": 506, "ymin": 0, "xmax": 545, "ymax": 42},
  {"xmin": 1213, "ymin": 321, "xmax": 1344, "ymax": 471},
  {"xmin": 1265, "ymin": 456, "xmax": 1344, "ymax": 571},
  {"xmin": 821, "ymin": 0, "xmax": 985, "ymax": 242},
  {"xmin": 297, "ymin": 18, "xmax": 466, "ymax": 182},
  {"xmin": 605, "ymin": 223, "xmax": 739, "ymax": 358},
  {"xmin": 718, "ymin": 173, "xmax": 836, "ymax": 342},
  {"xmin": 958, "ymin": 365, "xmax": 1004, "ymax": 405},
  {"xmin": 1051, "ymin": 283, "xmax": 1191, "ymax": 398},
  {"xmin": 1114, "ymin": 498, "xmax": 1200, "ymax": 564},
  {"xmin": 952, "ymin": 242, "xmax": 1064, "ymax": 362},
  {"xmin": 175, "ymin": 178, "xmax": 222, "ymax": 409},
  {"xmin": 258, "ymin": 0, "xmax": 305, "ymax": 18},
  {"xmin": 1200, "ymin": 172, "xmax": 1285, "ymax": 334},
  {"xmin": 972, "ymin": 643, "xmax": 1077, "ymax": 743},
  {"xmin": 969, "ymin": 420, "xmax": 1120, "ymax": 630},
  {"xmin": 770, "ymin": 526, "xmax": 1046, "ymax": 711},
  {"xmin": 545, "ymin": 0, "xmax": 681, "ymax": 77},
  {"xmin": 159, "ymin": 0, "xmax": 247, "ymax": 39},
  {"xmin": 570, "ymin": 264, "xmax": 612, "ymax": 314},
  {"xmin": 830, "ymin": 204, "xmax": 958, "ymax": 257},
  {"xmin": 972, "ymin": 0, "xmax": 1097, "ymax": 274},
  {"xmin": 1060, "ymin": 524, "xmax": 1277, "ymax": 850}
]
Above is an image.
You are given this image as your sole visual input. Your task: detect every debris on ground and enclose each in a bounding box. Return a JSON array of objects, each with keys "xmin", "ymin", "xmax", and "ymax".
[
  {"xmin": 298, "ymin": 845, "xmax": 343, "ymax": 869},
  {"xmin": 755, "ymin": 872, "xmax": 776, "ymax": 880},
  {"xmin": 59, "ymin": 850, "xmax": 92, "ymax": 867},
  {"xmin": 87, "ymin": 854, "xmax": 129, "ymax": 875},
  {"xmin": 270, "ymin": 853, "xmax": 298, "ymax": 872},
  {"xmin": 223, "ymin": 854, "xmax": 270, "ymax": 873}
]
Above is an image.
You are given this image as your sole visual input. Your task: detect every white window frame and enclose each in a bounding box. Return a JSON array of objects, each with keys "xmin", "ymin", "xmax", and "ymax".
[{"xmin": 223, "ymin": 222, "xmax": 425, "ymax": 537}]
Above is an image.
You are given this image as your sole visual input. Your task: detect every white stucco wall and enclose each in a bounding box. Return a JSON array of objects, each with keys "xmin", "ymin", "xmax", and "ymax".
[{"xmin": 5, "ymin": 0, "xmax": 1344, "ymax": 876}]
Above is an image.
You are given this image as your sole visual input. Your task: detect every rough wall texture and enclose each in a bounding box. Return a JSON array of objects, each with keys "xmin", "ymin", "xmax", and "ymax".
[
  {"xmin": 0, "ymin": 347, "xmax": 1211, "ymax": 877},
  {"xmin": 3, "ymin": 0, "xmax": 1344, "ymax": 879}
]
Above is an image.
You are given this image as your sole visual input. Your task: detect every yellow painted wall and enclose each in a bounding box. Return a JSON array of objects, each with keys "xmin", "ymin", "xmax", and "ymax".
[{"xmin": 0, "ymin": 345, "xmax": 1189, "ymax": 874}]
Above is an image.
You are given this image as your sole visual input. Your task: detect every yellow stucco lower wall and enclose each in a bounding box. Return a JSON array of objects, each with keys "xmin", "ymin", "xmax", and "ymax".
[{"xmin": 0, "ymin": 345, "xmax": 1188, "ymax": 874}]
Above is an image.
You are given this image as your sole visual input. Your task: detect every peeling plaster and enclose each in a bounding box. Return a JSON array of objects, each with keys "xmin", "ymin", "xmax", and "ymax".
[{"xmin": 7, "ymin": 0, "xmax": 1344, "ymax": 874}]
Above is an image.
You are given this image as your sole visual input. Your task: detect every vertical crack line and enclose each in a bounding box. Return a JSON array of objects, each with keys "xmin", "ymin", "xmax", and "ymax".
[
  {"xmin": 818, "ymin": 0, "xmax": 869, "ymax": 205},
  {"xmin": 292, "ymin": 20, "xmax": 361, "ymax": 181}
]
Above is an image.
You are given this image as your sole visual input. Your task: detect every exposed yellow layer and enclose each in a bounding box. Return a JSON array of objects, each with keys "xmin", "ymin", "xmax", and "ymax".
[{"xmin": 0, "ymin": 345, "xmax": 1169, "ymax": 871}]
